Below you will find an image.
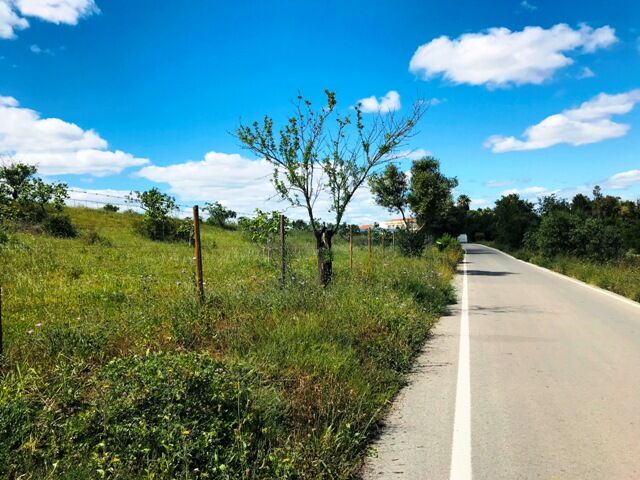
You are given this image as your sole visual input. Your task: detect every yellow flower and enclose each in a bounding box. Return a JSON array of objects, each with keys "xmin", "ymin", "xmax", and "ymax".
[{"xmin": 182, "ymin": 430, "xmax": 190, "ymax": 436}]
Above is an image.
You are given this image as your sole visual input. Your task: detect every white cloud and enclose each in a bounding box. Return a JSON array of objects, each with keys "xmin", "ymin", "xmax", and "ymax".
[
  {"xmin": 136, "ymin": 151, "xmax": 392, "ymax": 224},
  {"xmin": 15, "ymin": 0, "xmax": 98, "ymax": 24},
  {"xmin": 0, "ymin": 95, "xmax": 148, "ymax": 175},
  {"xmin": 357, "ymin": 90, "xmax": 401, "ymax": 113},
  {"xmin": 485, "ymin": 89, "xmax": 640, "ymax": 152},
  {"xmin": 601, "ymin": 169, "xmax": 640, "ymax": 190},
  {"xmin": 394, "ymin": 148, "xmax": 432, "ymax": 161},
  {"xmin": 409, "ymin": 24, "xmax": 617, "ymax": 87},
  {"xmin": 501, "ymin": 186, "xmax": 551, "ymax": 197},
  {"xmin": 520, "ymin": 1, "xmax": 537, "ymax": 11},
  {"xmin": 471, "ymin": 198, "xmax": 490, "ymax": 208},
  {"xmin": 577, "ymin": 66, "xmax": 595, "ymax": 79},
  {"xmin": 0, "ymin": 0, "xmax": 28, "ymax": 38},
  {"xmin": 0, "ymin": 0, "xmax": 97, "ymax": 39}
]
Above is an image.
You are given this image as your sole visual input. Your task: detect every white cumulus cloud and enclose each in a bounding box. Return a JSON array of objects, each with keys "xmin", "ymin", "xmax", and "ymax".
[
  {"xmin": 409, "ymin": 23, "xmax": 617, "ymax": 87},
  {"xmin": 601, "ymin": 169, "xmax": 640, "ymax": 190},
  {"xmin": 0, "ymin": 95, "xmax": 148, "ymax": 176},
  {"xmin": 356, "ymin": 90, "xmax": 401, "ymax": 113},
  {"xmin": 136, "ymin": 151, "xmax": 391, "ymax": 224},
  {"xmin": 0, "ymin": 0, "xmax": 97, "ymax": 39},
  {"xmin": 0, "ymin": 0, "xmax": 28, "ymax": 38},
  {"xmin": 485, "ymin": 89, "xmax": 640, "ymax": 152}
]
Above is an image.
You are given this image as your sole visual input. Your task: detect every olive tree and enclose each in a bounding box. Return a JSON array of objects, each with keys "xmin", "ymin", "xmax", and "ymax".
[{"xmin": 236, "ymin": 90, "xmax": 423, "ymax": 285}]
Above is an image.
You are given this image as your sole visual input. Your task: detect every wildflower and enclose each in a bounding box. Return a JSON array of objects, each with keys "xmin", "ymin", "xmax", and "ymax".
[
  {"xmin": 182, "ymin": 430, "xmax": 190, "ymax": 436},
  {"xmin": 176, "ymin": 281, "xmax": 182, "ymax": 286},
  {"xmin": 35, "ymin": 322, "xmax": 43, "ymax": 328},
  {"xmin": 27, "ymin": 329, "xmax": 34, "ymax": 336}
]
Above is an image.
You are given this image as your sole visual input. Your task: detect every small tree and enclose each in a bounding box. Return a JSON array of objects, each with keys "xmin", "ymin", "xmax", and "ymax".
[
  {"xmin": 204, "ymin": 202, "xmax": 237, "ymax": 228},
  {"xmin": 236, "ymin": 90, "xmax": 424, "ymax": 285},
  {"xmin": 127, "ymin": 188, "xmax": 180, "ymax": 241},
  {"xmin": 0, "ymin": 162, "xmax": 68, "ymax": 222},
  {"xmin": 407, "ymin": 157, "xmax": 458, "ymax": 235},
  {"xmin": 368, "ymin": 163, "xmax": 411, "ymax": 228}
]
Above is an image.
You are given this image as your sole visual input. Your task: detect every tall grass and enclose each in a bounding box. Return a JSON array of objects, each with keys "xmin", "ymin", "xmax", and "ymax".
[{"xmin": 0, "ymin": 207, "xmax": 459, "ymax": 478}]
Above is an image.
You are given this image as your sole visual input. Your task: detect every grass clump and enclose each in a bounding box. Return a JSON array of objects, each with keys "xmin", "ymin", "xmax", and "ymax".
[{"xmin": 0, "ymin": 207, "xmax": 459, "ymax": 478}]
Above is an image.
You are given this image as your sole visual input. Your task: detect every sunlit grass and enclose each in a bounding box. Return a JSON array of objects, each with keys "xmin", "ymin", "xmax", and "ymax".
[{"xmin": 0, "ymin": 207, "xmax": 458, "ymax": 478}]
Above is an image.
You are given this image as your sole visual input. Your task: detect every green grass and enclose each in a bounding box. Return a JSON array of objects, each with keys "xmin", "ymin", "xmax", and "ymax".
[
  {"xmin": 484, "ymin": 242, "xmax": 640, "ymax": 302},
  {"xmin": 0, "ymin": 207, "xmax": 460, "ymax": 479}
]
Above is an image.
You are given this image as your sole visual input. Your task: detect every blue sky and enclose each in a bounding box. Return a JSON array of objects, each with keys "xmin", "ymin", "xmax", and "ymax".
[{"xmin": 0, "ymin": 0, "xmax": 639, "ymax": 222}]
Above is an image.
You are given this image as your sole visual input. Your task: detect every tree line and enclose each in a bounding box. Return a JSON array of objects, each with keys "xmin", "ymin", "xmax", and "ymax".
[{"xmin": 465, "ymin": 189, "xmax": 640, "ymax": 262}]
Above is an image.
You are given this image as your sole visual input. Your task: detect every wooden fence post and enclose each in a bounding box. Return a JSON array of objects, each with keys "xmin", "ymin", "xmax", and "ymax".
[
  {"xmin": 193, "ymin": 205, "xmax": 204, "ymax": 303},
  {"xmin": 279, "ymin": 214, "xmax": 286, "ymax": 285},
  {"xmin": 392, "ymin": 231, "xmax": 395, "ymax": 249},
  {"xmin": 381, "ymin": 232, "xmax": 385, "ymax": 253},
  {"xmin": 368, "ymin": 227, "xmax": 372, "ymax": 260},
  {"xmin": 349, "ymin": 227, "xmax": 353, "ymax": 270}
]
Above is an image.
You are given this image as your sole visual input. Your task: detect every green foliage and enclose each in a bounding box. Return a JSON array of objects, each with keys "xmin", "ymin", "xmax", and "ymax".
[
  {"xmin": 570, "ymin": 217, "xmax": 622, "ymax": 262},
  {"xmin": 0, "ymin": 353, "xmax": 290, "ymax": 478},
  {"xmin": 204, "ymin": 201, "xmax": 236, "ymax": 228},
  {"xmin": 102, "ymin": 203, "xmax": 120, "ymax": 213},
  {"xmin": 493, "ymin": 194, "xmax": 538, "ymax": 249},
  {"xmin": 238, "ymin": 209, "xmax": 281, "ymax": 244},
  {"xmin": 128, "ymin": 188, "xmax": 190, "ymax": 242},
  {"xmin": 0, "ymin": 162, "xmax": 69, "ymax": 224},
  {"xmin": 368, "ymin": 164, "xmax": 410, "ymax": 227},
  {"xmin": 236, "ymin": 90, "xmax": 424, "ymax": 284},
  {"xmin": 435, "ymin": 233, "xmax": 460, "ymax": 252},
  {"xmin": 394, "ymin": 229, "xmax": 427, "ymax": 256},
  {"xmin": 407, "ymin": 157, "xmax": 458, "ymax": 234},
  {"xmin": 43, "ymin": 213, "xmax": 77, "ymax": 238},
  {"xmin": 0, "ymin": 206, "xmax": 459, "ymax": 479}
]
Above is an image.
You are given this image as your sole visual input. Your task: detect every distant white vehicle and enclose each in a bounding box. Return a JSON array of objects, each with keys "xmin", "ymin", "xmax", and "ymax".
[{"xmin": 457, "ymin": 234, "xmax": 468, "ymax": 243}]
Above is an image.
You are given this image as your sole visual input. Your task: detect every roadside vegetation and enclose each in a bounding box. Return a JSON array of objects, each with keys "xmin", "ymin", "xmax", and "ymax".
[
  {"xmin": 464, "ymin": 188, "xmax": 640, "ymax": 301},
  {"xmin": 0, "ymin": 205, "xmax": 461, "ymax": 478}
]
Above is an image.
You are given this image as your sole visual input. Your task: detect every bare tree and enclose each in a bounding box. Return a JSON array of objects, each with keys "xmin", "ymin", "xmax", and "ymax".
[{"xmin": 236, "ymin": 90, "xmax": 424, "ymax": 285}]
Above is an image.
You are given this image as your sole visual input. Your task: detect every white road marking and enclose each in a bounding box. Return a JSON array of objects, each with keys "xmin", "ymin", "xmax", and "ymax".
[
  {"xmin": 481, "ymin": 244, "xmax": 640, "ymax": 311},
  {"xmin": 450, "ymin": 253, "xmax": 472, "ymax": 480}
]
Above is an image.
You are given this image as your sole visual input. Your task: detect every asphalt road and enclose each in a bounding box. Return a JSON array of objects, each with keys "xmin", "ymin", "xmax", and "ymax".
[{"xmin": 362, "ymin": 243, "xmax": 640, "ymax": 479}]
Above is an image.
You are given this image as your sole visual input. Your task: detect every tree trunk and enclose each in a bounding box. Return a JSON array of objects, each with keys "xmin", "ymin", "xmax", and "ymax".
[{"xmin": 315, "ymin": 227, "xmax": 334, "ymax": 286}]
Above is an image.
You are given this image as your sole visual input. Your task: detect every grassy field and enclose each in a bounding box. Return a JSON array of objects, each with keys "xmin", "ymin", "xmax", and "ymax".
[
  {"xmin": 0, "ymin": 207, "xmax": 460, "ymax": 479},
  {"xmin": 484, "ymin": 243, "xmax": 640, "ymax": 302}
]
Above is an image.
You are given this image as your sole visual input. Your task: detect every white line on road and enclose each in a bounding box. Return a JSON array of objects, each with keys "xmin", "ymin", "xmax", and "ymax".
[{"xmin": 450, "ymin": 253, "xmax": 472, "ymax": 480}]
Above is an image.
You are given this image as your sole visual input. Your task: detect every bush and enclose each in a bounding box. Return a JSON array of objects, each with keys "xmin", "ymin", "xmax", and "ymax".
[
  {"xmin": 395, "ymin": 229, "xmax": 426, "ymax": 257},
  {"xmin": 102, "ymin": 203, "xmax": 120, "ymax": 213},
  {"xmin": 42, "ymin": 213, "xmax": 77, "ymax": 238},
  {"xmin": 535, "ymin": 211, "xmax": 580, "ymax": 257},
  {"xmin": 571, "ymin": 218, "xmax": 622, "ymax": 262},
  {"xmin": 83, "ymin": 229, "xmax": 112, "ymax": 246},
  {"xmin": 435, "ymin": 233, "xmax": 460, "ymax": 252}
]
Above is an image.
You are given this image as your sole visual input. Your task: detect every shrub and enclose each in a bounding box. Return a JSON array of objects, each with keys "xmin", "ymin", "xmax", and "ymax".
[
  {"xmin": 571, "ymin": 218, "xmax": 622, "ymax": 262},
  {"xmin": 102, "ymin": 203, "xmax": 120, "ymax": 213},
  {"xmin": 238, "ymin": 209, "xmax": 281, "ymax": 244},
  {"xmin": 83, "ymin": 229, "xmax": 112, "ymax": 246},
  {"xmin": 394, "ymin": 229, "xmax": 426, "ymax": 257},
  {"xmin": 42, "ymin": 213, "xmax": 77, "ymax": 238},
  {"xmin": 535, "ymin": 211, "xmax": 580, "ymax": 257},
  {"xmin": 435, "ymin": 233, "xmax": 460, "ymax": 252}
]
